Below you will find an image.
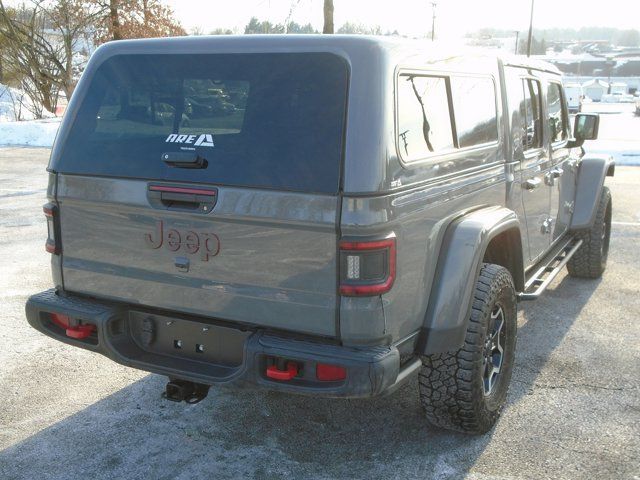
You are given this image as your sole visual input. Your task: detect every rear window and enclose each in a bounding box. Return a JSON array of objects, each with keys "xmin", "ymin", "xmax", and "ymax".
[{"xmin": 58, "ymin": 53, "xmax": 349, "ymax": 194}]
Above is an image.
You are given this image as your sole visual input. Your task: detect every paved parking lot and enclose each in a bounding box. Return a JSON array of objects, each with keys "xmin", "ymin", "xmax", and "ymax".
[{"xmin": 1, "ymin": 137, "xmax": 639, "ymax": 478}]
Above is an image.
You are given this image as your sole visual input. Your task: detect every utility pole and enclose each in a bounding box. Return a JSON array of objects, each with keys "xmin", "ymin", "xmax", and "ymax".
[
  {"xmin": 430, "ymin": 2, "xmax": 437, "ymax": 41},
  {"xmin": 526, "ymin": 0, "xmax": 535, "ymax": 57},
  {"xmin": 515, "ymin": 31, "xmax": 520, "ymax": 54}
]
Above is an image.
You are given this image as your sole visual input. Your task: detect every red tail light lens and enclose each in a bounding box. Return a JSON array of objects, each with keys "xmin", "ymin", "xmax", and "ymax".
[
  {"xmin": 339, "ymin": 236, "xmax": 396, "ymax": 296},
  {"xmin": 316, "ymin": 363, "xmax": 347, "ymax": 381},
  {"xmin": 43, "ymin": 203, "xmax": 61, "ymax": 255},
  {"xmin": 50, "ymin": 312, "xmax": 71, "ymax": 329}
]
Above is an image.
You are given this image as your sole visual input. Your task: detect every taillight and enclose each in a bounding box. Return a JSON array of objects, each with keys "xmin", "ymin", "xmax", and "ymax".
[
  {"xmin": 50, "ymin": 312, "xmax": 71, "ymax": 329},
  {"xmin": 43, "ymin": 202, "xmax": 60, "ymax": 254},
  {"xmin": 339, "ymin": 235, "xmax": 396, "ymax": 296},
  {"xmin": 316, "ymin": 363, "xmax": 347, "ymax": 381}
]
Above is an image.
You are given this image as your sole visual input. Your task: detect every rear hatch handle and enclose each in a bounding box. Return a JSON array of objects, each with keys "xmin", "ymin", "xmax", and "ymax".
[
  {"xmin": 148, "ymin": 185, "xmax": 217, "ymax": 213},
  {"xmin": 162, "ymin": 152, "xmax": 207, "ymax": 169}
]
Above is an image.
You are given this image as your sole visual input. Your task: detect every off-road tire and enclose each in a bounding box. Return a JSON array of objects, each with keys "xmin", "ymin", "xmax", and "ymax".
[
  {"xmin": 418, "ymin": 264, "xmax": 517, "ymax": 434},
  {"xmin": 567, "ymin": 186, "xmax": 612, "ymax": 279}
]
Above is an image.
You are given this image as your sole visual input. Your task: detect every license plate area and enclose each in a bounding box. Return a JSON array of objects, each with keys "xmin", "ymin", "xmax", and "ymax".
[{"xmin": 128, "ymin": 311, "xmax": 250, "ymax": 367}]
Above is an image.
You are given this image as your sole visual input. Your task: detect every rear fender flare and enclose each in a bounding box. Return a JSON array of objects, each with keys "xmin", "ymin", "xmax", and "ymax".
[
  {"xmin": 416, "ymin": 207, "xmax": 523, "ymax": 355},
  {"xmin": 570, "ymin": 154, "xmax": 615, "ymax": 231}
]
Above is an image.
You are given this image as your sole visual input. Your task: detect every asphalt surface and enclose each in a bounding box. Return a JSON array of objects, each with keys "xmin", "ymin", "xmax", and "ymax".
[{"xmin": 1, "ymin": 117, "xmax": 639, "ymax": 479}]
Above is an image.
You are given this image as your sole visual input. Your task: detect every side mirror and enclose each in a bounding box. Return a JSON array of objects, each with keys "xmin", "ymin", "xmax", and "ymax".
[{"xmin": 573, "ymin": 113, "xmax": 599, "ymax": 142}]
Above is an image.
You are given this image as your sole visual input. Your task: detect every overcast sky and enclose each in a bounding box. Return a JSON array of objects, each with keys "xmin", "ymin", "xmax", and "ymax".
[{"xmin": 164, "ymin": 0, "xmax": 639, "ymax": 38}]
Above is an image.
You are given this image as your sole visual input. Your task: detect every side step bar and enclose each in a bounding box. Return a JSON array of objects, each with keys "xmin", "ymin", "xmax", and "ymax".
[{"xmin": 518, "ymin": 237, "xmax": 583, "ymax": 301}]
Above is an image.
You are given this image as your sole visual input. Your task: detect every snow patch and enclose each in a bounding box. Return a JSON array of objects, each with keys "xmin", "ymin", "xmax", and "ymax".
[
  {"xmin": 0, "ymin": 83, "xmax": 56, "ymax": 122},
  {"xmin": 0, "ymin": 118, "xmax": 61, "ymax": 147}
]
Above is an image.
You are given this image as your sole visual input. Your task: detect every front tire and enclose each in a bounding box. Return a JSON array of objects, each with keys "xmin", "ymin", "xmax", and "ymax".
[
  {"xmin": 418, "ymin": 264, "xmax": 517, "ymax": 434},
  {"xmin": 567, "ymin": 186, "xmax": 612, "ymax": 279}
]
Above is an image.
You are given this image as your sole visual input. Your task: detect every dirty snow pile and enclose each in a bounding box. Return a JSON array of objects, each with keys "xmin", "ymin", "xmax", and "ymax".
[{"xmin": 0, "ymin": 83, "xmax": 60, "ymax": 147}]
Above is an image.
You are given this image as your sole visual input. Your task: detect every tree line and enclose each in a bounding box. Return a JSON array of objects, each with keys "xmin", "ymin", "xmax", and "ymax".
[{"xmin": 240, "ymin": 17, "xmax": 392, "ymax": 36}]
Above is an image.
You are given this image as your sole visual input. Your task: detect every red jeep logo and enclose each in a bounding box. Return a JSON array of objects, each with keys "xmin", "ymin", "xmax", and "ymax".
[{"xmin": 144, "ymin": 220, "xmax": 220, "ymax": 261}]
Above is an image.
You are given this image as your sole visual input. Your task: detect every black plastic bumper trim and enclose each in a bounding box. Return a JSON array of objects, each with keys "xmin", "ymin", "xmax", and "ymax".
[{"xmin": 25, "ymin": 289, "xmax": 402, "ymax": 398}]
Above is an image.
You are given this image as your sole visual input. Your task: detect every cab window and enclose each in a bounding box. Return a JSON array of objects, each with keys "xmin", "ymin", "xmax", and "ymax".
[
  {"xmin": 522, "ymin": 79, "xmax": 543, "ymax": 150},
  {"xmin": 507, "ymin": 73, "xmax": 543, "ymax": 153},
  {"xmin": 547, "ymin": 82, "xmax": 568, "ymax": 143}
]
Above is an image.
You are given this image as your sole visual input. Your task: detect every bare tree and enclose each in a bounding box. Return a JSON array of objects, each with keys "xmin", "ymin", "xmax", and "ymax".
[
  {"xmin": 108, "ymin": 0, "xmax": 121, "ymax": 40},
  {"xmin": 323, "ymin": 0, "xmax": 333, "ymax": 34},
  {"xmin": 284, "ymin": 0, "xmax": 301, "ymax": 34},
  {"xmin": 0, "ymin": 1, "xmax": 98, "ymax": 114},
  {"xmin": 92, "ymin": 0, "xmax": 186, "ymax": 44},
  {"xmin": 0, "ymin": 29, "xmax": 4, "ymax": 83}
]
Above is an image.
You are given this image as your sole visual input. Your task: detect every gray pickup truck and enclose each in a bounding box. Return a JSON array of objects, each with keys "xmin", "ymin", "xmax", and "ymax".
[{"xmin": 26, "ymin": 35, "xmax": 613, "ymax": 434}]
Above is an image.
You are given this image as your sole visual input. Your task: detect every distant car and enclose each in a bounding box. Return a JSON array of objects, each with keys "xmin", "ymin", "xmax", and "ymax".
[
  {"xmin": 601, "ymin": 92, "xmax": 635, "ymax": 103},
  {"xmin": 620, "ymin": 93, "xmax": 635, "ymax": 103},
  {"xmin": 564, "ymin": 83, "xmax": 583, "ymax": 113}
]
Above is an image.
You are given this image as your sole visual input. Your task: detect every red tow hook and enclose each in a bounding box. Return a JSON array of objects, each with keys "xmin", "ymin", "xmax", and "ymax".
[
  {"xmin": 65, "ymin": 324, "xmax": 96, "ymax": 340},
  {"xmin": 266, "ymin": 362, "xmax": 298, "ymax": 381},
  {"xmin": 49, "ymin": 313, "xmax": 96, "ymax": 339}
]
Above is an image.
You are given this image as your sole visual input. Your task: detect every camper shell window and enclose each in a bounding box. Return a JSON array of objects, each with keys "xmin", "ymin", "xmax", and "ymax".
[{"xmin": 56, "ymin": 53, "xmax": 349, "ymax": 194}]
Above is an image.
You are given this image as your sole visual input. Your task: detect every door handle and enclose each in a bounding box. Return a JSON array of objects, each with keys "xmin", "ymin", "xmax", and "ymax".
[
  {"xmin": 544, "ymin": 167, "xmax": 563, "ymax": 186},
  {"xmin": 523, "ymin": 177, "xmax": 542, "ymax": 190},
  {"xmin": 550, "ymin": 167, "xmax": 563, "ymax": 178}
]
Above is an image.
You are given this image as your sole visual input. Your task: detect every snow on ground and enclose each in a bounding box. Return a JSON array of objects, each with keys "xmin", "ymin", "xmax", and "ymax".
[
  {"xmin": 0, "ymin": 84, "xmax": 55, "ymax": 122},
  {"xmin": 1, "ymin": 83, "xmax": 61, "ymax": 147},
  {"xmin": 0, "ymin": 118, "xmax": 61, "ymax": 147},
  {"xmin": 582, "ymin": 103, "xmax": 640, "ymax": 166}
]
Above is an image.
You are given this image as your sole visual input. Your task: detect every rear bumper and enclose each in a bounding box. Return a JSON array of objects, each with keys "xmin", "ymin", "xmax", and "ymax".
[{"xmin": 25, "ymin": 289, "xmax": 404, "ymax": 398}]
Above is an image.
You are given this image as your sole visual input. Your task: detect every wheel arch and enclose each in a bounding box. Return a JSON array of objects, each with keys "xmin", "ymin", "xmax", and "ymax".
[
  {"xmin": 571, "ymin": 154, "xmax": 615, "ymax": 231},
  {"xmin": 482, "ymin": 227, "xmax": 525, "ymax": 293},
  {"xmin": 416, "ymin": 206, "xmax": 524, "ymax": 356}
]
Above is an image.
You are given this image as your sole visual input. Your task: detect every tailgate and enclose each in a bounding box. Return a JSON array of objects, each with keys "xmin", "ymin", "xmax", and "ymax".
[{"xmin": 57, "ymin": 175, "xmax": 339, "ymax": 336}]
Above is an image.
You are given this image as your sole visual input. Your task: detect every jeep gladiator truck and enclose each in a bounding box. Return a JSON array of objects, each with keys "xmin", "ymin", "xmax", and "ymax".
[{"xmin": 26, "ymin": 36, "xmax": 613, "ymax": 434}]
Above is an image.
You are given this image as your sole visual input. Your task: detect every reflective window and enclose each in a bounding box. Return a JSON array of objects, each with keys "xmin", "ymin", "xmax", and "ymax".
[
  {"xmin": 450, "ymin": 76, "xmax": 498, "ymax": 148},
  {"xmin": 507, "ymin": 74, "xmax": 543, "ymax": 152},
  {"xmin": 506, "ymin": 72, "xmax": 524, "ymax": 154},
  {"xmin": 523, "ymin": 79, "xmax": 543, "ymax": 150},
  {"xmin": 547, "ymin": 82, "xmax": 568, "ymax": 143},
  {"xmin": 397, "ymin": 75, "xmax": 454, "ymax": 161},
  {"xmin": 95, "ymin": 80, "xmax": 248, "ymax": 137},
  {"xmin": 59, "ymin": 53, "xmax": 348, "ymax": 194}
]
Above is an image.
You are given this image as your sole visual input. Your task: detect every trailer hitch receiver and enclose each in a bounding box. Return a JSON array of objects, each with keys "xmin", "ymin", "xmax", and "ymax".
[{"xmin": 163, "ymin": 379, "xmax": 210, "ymax": 404}]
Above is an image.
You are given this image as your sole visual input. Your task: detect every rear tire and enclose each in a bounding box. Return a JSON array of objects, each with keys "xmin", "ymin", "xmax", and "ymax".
[
  {"xmin": 567, "ymin": 186, "xmax": 612, "ymax": 279},
  {"xmin": 418, "ymin": 264, "xmax": 517, "ymax": 434}
]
